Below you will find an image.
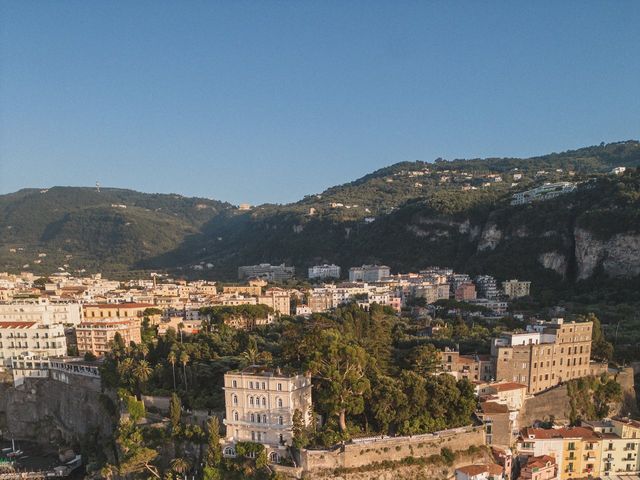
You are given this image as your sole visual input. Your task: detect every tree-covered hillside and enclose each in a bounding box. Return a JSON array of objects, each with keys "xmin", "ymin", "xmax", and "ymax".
[
  {"xmin": 1, "ymin": 140, "xmax": 639, "ymax": 279},
  {"xmin": 0, "ymin": 187, "xmax": 231, "ymax": 276}
]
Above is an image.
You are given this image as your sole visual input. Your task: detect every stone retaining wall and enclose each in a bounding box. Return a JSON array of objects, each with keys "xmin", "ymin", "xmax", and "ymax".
[{"xmin": 299, "ymin": 425, "xmax": 485, "ymax": 473}]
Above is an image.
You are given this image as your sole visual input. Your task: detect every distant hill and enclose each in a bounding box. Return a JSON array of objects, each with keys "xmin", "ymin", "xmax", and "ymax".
[
  {"xmin": 0, "ymin": 187, "xmax": 231, "ymax": 276},
  {"xmin": 1, "ymin": 140, "xmax": 639, "ymax": 286}
]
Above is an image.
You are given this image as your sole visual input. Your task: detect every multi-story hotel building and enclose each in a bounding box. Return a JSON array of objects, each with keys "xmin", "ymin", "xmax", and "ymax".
[
  {"xmin": 237, "ymin": 264, "xmax": 295, "ymax": 282},
  {"xmin": 258, "ymin": 288, "xmax": 291, "ymax": 316},
  {"xmin": 491, "ymin": 319, "xmax": 592, "ymax": 394},
  {"xmin": 222, "ymin": 366, "xmax": 312, "ymax": 463},
  {"xmin": 76, "ymin": 318, "xmax": 142, "ymax": 356},
  {"xmin": 0, "ymin": 321, "xmax": 67, "ymax": 365},
  {"xmin": 348, "ymin": 265, "xmax": 390, "ymax": 283},
  {"xmin": 308, "ymin": 264, "xmax": 341, "ymax": 280},
  {"xmin": 0, "ymin": 298, "xmax": 83, "ymax": 326}
]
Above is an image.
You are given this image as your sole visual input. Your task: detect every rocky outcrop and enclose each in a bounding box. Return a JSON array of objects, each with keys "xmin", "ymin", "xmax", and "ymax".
[
  {"xmin": 574, "ymin": 227, "xmax": 640, "ymax": 280},
  {"xmin": 478, "ymin": 223, "xmax": 502, "ymax": 251},
  {"xmin": 0, "ymin": 378, "xmax": 114, "ymax": 446},
  {"xmin": 538, "ymin": 251, "xmax": 568, "ymax": 277}
]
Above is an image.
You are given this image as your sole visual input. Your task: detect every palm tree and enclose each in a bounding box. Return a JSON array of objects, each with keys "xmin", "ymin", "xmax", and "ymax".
[
  {"xmin": 133, "ymin": 359, "xmax": 152, "ymax": 396},
  {"xmin": 179, "ymin": 351, "xmax": 189, "ymax": 392},
  {"xmin": 242, "ymin": 344, "xmax": 260, "ymax": 366},
  {"xmin": 139, "ymin": 342, "xmax": 149, "ymax": 360},
  {"xmin": 170, "ymin": 457, "xmax": 190, "ymax": 476},
  {"xmin": 167, "ymin": 351, "xmax": 177, "ymax": 391}
]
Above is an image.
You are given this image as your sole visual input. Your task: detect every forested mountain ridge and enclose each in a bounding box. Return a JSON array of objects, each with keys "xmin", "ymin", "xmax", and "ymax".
[{"xmin": 1, "ymin": 140, "xmax": 639, "ymax": 283}]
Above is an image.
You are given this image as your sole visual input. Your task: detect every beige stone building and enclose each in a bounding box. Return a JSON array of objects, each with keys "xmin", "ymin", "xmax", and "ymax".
[
  {"xmin": 222, "ymin": 366, "xmax": 312, "ymax": 463},
  {"xmin": 258, "ymin": 288, "xmax": 291, "ymax": 316},
  {"xmin": 440, "ymin": 348, "xmax": 494, "ymax": 382},
  {"xmin": 502, "ymin": 280, "xmax": 531, "ymax": 299},
  {"xmin": 492, "ymin": 319, "xmax": 592, "ymax": 394},
  {"xmin": 222, "ymin": 279, "xmax": 266, "ymax": 297},
  {"xmin": 83, "ymin": 302, "xmax": 153, "ymax": 319}
]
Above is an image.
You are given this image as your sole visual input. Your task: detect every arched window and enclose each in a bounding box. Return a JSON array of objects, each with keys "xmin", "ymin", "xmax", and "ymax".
[
  {"xmin": 249, "ymin": 381, "xmax": 254, "ymax": 389},
  {"xmin": 232, "ymin": 394, "xmax": 238, "ymax": 406},
  {"xmin": 249, "ymin": 396, "xmax": 254, "ymax": 406},
  {"xmin": 250, "ymin": 413, "xmax": 255, "ymax": 422},
  {"xmin": 233, "ymin": 411, "xmax": 239, "ymax": 421},
  {"xmin": 232, "ymin": 379, "xmax": 237, "ymax": 388},
  {"xmin": 277, "ymin": 398, "xmax": 283, "ymax": 408},
  {"xmin": 278, "ymin": 416, "xmax": 283, "ymax": 425},
  {"xmin": 261, "ymin": 397, "xmax": 266, "ymax": 406},
  {"xmin": 256, "ymin": 414, "xmax": 261, "ymax": 423},
  {"xmin": 269, "ymin": 452, "xmax": 279, "ymax": 463},
  {"xmin": 262, "ymin": 414, "xmax": 267, "ymax": 424}
]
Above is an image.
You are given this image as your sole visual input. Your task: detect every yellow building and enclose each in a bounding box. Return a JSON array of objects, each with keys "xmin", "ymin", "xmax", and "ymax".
[
  {"xmin": 584, "ymin": 417, "xmax": 640, "ymax": 476},
  {"xmin": 517, "ymin": 426, "xmax": 601, "ymax": 480},
  {"xmin": 83, "ymin": 302, "xmax": 153, "ymax": 319}
]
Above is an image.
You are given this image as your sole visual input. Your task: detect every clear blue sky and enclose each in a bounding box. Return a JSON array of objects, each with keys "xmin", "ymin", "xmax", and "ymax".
[{"xmin": 1, "ymin": 1, "xmax": 639, "ymax": 205}]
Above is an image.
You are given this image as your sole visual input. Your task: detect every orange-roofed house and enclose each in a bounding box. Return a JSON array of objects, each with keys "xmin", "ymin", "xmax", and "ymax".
[{"xmin": 520, "ymin": 455, "xmax": 557, "ymax": 480}]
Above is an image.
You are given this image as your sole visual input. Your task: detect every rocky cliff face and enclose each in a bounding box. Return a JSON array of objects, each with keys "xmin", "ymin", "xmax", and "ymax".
[
  {"xmin": 574, "ymin": 227, "xmax": 640, "ymax": 280},
  {"xmin": 0, "ymin": 378, "xmax": 114, "ymax": 446},
  {"xmin": 538, "ymin": 251, "xmax": 568, "ymax": 277}
]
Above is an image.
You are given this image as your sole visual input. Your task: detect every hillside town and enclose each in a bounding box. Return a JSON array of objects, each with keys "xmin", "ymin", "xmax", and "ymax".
[{"xmin": 0, "ymin": 265, "xmax": 636, "ymax": 480}]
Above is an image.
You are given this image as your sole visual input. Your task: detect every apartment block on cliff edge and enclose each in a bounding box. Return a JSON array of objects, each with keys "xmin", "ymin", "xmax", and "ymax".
[{"xmin": 491, "ymin": 318, "xmax": 592, "ymax": 394}]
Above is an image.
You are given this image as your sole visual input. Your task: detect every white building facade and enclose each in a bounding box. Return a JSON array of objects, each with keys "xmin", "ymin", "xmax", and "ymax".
[{"xmin": 222, "ymin": 367, "xmax": 312, "ymax": 463}]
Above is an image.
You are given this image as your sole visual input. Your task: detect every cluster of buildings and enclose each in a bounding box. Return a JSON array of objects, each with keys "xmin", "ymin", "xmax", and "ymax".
[
  {"xmin": 0, "ymin": 266, "xmax": 535, "ymax": 385},
  {"xmin": 439, "ymin": 318, "xmax": 594, "ymax": 395},
  {"xmin": 510, "ymin": 182, "xmax": 577, "ymax": 206},
  {"xmin": 516, "ymin": 417, "xmax": 640, "ymax": 479}
]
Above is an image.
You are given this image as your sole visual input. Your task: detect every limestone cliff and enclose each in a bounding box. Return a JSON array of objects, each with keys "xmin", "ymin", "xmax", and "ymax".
[
  {"xmin": 0, "ymin": 378, "xmax": 114, "ymax": 446},
  {"xmin": 574, "ymin": 227, "xmax": 640, "ymax": 280}
]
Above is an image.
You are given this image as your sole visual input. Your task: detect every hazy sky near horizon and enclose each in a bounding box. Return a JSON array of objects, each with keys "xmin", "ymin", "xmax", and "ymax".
[{"xmin": 1, "ymin": 2, "xmax": 639, "ymax": 205}]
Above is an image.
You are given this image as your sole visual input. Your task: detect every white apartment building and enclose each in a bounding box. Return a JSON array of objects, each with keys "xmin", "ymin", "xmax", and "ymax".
[
  {"xmin": 0, "ymin": 321, "xmax": 67, "ymax": 366},
  {"xmin": 308, "ymin": 264, "xmax": 341, "ymax": 280},
  {"xmin": 0, "ymin": 299, "xmax": 83, "ymax": 326},
  {"xmin": 222, "ymin": 366, "xmax": 312, "ymax": 463},
  {"xmin": 238, "ymin": 264, "xmax": 295, "ymax": 282},
  {"xmin": 348, "ymin": 265, "xmax": 390, "ymax": 282},
  {"xmin": 511, "ymin": 182, "xmax": 577, "ymax": 206}
]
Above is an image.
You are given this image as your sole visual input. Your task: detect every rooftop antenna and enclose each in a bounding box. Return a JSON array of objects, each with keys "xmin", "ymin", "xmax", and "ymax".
[{"xmin": 96, "ymin": 181, "xmax": 101, "ymax": 193}]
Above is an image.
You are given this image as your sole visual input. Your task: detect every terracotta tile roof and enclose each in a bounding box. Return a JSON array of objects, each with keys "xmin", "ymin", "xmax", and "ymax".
[
  {"xmin": 0, "ymin": 321, "xmax": 37, "ymax": 328},
  {"xmin": 457, "ymin": 464, "xmax": 503, "ymax": 476},
  {"xmin": 480, "ymin": 401, "xmax": 509, "ymax": 414},
  {"xmin": 492, "ymin": 382, "xmax": 528, "ymax": 392},
  {"xmin": 525, "ymin": 455, "xmax": 555, "ymax": 469},
  {"xmin": 520, "ymin": 426, "xmax": 600, "ymax": 441}
]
